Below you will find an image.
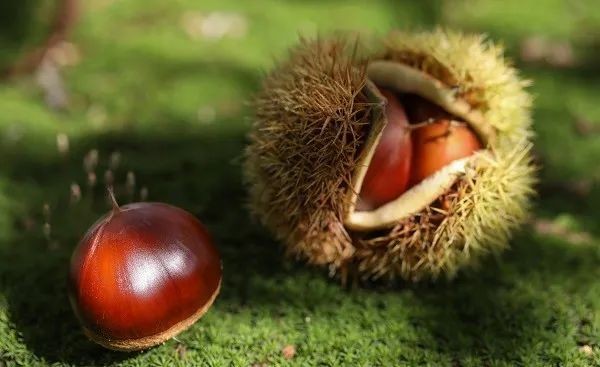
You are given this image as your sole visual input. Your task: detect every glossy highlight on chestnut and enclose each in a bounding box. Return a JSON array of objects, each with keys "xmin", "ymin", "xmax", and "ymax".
[
  {"xmin": 410, "ymin": 119, "xmax": 482, "ymax": 186},
  {"xmin": 68, "ymin": 198, "xmax": 222, "ymax": 351}
]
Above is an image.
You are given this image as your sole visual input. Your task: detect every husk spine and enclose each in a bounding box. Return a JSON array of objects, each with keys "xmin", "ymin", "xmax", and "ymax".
[{"xmin": 245, "ymin": 30, "xmax": 536, "ymax": 282}]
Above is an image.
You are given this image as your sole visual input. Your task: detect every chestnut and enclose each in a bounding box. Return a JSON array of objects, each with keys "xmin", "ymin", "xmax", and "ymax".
[
  {"xmin": 68, "ymin": 196, "xmax": 222, "ymax": 351},
  {"xmin": 358, "ymin": 88, "xmax": 412, "ymax": 210},
  {"xmin": 244, "ymin": 30, "xmax": 536, "ymax": 282},
  {"xmin": 410, "ymin": 118, "xmax": 482, "ymax": 186}
]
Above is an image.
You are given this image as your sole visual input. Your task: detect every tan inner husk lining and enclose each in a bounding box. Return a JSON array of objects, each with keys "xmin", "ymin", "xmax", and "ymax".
[{"xmin": 343, "ymin": 60, "xmax": 492, "ymax": 231}]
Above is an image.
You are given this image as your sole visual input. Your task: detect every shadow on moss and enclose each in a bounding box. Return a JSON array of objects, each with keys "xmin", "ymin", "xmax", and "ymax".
[
  {"xmin": 0, "ymin": 125, "xmax": 299, "ymax": 364},
  {"xmin": 2, "ymin": 121, "xmax": 599, "ymax": 365},
  {"xmin": 411, "ymin": 229, "xmax": 600, "ymax": 364}
]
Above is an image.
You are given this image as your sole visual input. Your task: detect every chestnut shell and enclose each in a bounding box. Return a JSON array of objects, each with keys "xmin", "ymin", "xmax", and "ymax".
[
  {"xmin": 358, "ymin": 88, "xmax": 412, "ymax": 210},
  {"xmin": 68, "ymin": 202, "xmax": 222, "ymax": 351}
]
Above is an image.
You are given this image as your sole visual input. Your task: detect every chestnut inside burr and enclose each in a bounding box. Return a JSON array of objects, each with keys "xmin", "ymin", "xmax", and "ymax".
[{"xmin": 357, "ymin": 88, "xmax": 483, "ymax": 212}]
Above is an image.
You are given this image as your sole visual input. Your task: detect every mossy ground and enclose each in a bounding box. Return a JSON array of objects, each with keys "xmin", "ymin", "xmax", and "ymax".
[{"xmin": 0, "ymin": 0, "xmax": 599, "ymax": 366}]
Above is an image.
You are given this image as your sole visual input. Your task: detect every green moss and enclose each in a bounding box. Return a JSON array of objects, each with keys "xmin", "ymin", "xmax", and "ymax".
[{"xmin": 0, "ymin": 0, "xmax": 598, "ymax": 365}]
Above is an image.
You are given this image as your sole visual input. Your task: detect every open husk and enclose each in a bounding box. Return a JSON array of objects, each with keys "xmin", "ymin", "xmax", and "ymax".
[{"xmin": 244, "ymin": 29, "xmax": 535, "ymax": 282}]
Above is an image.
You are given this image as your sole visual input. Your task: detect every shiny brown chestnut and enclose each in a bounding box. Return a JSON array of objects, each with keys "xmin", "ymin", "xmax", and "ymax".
[
  {"xmin": 358, "ymin": 92, "xmax": 482, "ymax": 210},
  {"xmin": 406, "ymin": 96, "xmax": 482, "ymax": 186},
  {"xmin": 358, "ymin": 88, "xmax": 412, "ymax": 210},
  {"xmin": 68, "ymin": 196, "xmax": 222, "ymax": 351},
  {"xmin": 410, "ymin": 118, "xmax": 482, "ymax": 186}
]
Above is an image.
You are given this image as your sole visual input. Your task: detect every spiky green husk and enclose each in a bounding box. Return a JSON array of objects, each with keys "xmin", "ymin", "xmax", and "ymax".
[
  {"xmin": 382, "ymin": 29, "xmax": 533, "ymax": 144},
  {"xmin": 245, "ymin": 36, "xmax": 373, "ymax": 271},
  {"xmin": 244, "ymin": 30, "xmax": 535, "ymax": 282},
  {"xmin": 354, "ymin": 142, "xmax": 536, "ymax": 281}
]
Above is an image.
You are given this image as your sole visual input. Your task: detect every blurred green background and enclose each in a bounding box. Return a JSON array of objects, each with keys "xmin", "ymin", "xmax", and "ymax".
[{"xmin": 1, "ymin": 0, "xmax": 599, "ymax": 366}]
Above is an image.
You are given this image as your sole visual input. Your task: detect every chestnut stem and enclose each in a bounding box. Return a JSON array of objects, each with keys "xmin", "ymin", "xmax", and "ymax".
[
  {"xmin": 407, "ymin": 118, "xmax": 435, "ymax": 131},
  {"xmin": 107, "ymin": 186, "xmax": 121, "ymax": 213},
  {"xmin": 407, "ymin": 119, "xmax": 467, "ymax": 131}
]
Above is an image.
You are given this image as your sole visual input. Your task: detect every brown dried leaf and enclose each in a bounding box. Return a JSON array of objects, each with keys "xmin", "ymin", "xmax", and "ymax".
[
  {"xmin": 281, "ymin": 344, "xmax": 296, "ymax": 360},
  {"xmin": 532, "ymin": 217, "xmax": 592, "ymax": 245},
  {"xmin": 573, "ymin": 116, "xmax": 600, "ymax": 137},
  {"xmin": 175, "ymin": 343, "xmax": 187, "ymax": 359},
  {"xmin": 520, "ymin": 36, "xmax": 548, "ymax": 63}
]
